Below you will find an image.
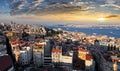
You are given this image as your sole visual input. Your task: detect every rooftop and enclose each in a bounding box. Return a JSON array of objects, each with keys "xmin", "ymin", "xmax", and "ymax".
[
  {"xmin": 35, "ymin": 43, "xmax": 45, "ymax": 47},
  {"xmin": 100, "ymin": 51, "xmax": 120, "ymax": 62},
  {"xmin": 0, "ymin": 55, "xmax": 13, "ymax": 71},
  {"xmin": 52, "ymin": 46, "xmax": 62, "ymax": 52}
]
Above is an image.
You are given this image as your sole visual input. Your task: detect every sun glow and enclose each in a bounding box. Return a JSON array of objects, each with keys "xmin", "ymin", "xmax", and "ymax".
[{"xmin": 97, "ymin": 18, "xmax": 106, "ymax": 22}]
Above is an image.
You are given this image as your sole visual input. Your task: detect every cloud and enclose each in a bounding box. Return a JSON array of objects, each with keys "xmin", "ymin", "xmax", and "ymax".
[
  {"xmin": 7, "ymin": 0, "xmax": 120, "ymax": 23},
  {"xmin": 114, "ymin": 8, "xmax": 119, "ymax": 10},
  {"xmin": 105, "ymin": 0, "xmax": 116, "ymax": 4},
  {"xmin": 10, "ymin": 0, "xmax": 94, "ymax": 15},
  {"xmin": 100, "ymin": 4, "xmax": 120, "ymax": 9},
  {"xmin": 0, "ymin": 11, "xmax": 9, "ymax": 14},
  {"xmin": 17, "ymin": 3, "xmax": 25, "ymax": 9},
  {"xmin": 105, "ymin": 15, "xmax": 119, "ymax": 18}
]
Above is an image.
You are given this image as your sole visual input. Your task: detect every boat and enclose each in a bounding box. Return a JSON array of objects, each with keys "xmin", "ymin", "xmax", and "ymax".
[{"xmin": 110, "ymin": 32, "xmax": 113, "ymax": 34}]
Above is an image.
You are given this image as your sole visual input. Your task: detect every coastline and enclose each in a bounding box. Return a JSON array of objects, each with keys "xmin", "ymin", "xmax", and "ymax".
[{"xmin": 48, "ymin": 25, "xmax": 120, "ymax": 38}]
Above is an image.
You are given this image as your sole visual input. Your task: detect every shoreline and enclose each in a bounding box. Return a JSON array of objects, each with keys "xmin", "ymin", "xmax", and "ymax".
[{"xmin": 48, "ymin": 26, "xmax": 120, "ymax": 38}]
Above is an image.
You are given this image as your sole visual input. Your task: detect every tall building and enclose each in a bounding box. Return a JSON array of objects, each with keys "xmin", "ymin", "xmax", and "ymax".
[
  {"xmin": 10, "ymin": 40, "xmax": 21, "ymax": 62},
  {"xmin": 73, "ymin": 47, "xmax": 95, "ymax": 71},
  {"xmin": 85, "ymin": 55, "xmax": 95, "ymax": 71},
  {"xmin": 0, "ymin": 31, "xmax": 15, "ymax": 65},
  {"xmin": 44, "ymin": 40, "xmax": 52, "ymax": 66},
  {"xmin": 10, "ymin": 40, "xmax": 32, "ymax": 65},
  {"xmin": 33, "ymin": 42, "xmax": 44, "ymax": 67},
  {"xmin": 33, "ymin": 39, "xmax": 51, "ymax": 67},
  {"xmin": 73, "ymin": 47, "xmax": 85, "ymax": 70},
  {"xmin": 18, "ymin": 46, "xmax": 32, "ymax": 65},
  {"xmin": 52, "ymin": 46, "xmax": 62, "ymax": 66},
  {"xmin": 0, "ymin": 32, "xmax": 11, "ymax": 55},
  {"xmin": 99, "ymin": 51, "xmax": 120, "ymax": 71}
]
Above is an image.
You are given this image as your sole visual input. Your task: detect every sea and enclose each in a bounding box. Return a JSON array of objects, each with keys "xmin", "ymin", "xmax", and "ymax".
[{"xmin": 48, "ymin": 26, "xmax": 120, "ymax": 38}]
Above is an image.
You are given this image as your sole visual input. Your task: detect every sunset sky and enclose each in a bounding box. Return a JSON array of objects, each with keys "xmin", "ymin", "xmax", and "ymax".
[{"xmin": 0, "ymin": 0, "xmax": 120, "ymax": 24}]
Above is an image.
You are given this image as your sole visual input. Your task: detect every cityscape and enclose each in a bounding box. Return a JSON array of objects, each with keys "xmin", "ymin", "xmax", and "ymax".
[{"xmin": 0, "ymin": 0, "xmax": 120, "ymax": 71}]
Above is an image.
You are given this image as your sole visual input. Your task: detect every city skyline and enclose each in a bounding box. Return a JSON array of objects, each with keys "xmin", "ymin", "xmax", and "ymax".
[
  {"xmin": 0, "ymin": 20, "xmax": 120, "ymax": 71},
  {"xmin": 0, "ymin": 1, "xmax": 120, "ymax": 71}
]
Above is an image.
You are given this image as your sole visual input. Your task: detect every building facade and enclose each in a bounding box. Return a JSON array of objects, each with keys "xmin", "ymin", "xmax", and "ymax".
[
  {"xmin": 18, "ymin": 46, "xmax": 32, "ymax": 65},
  {"xmin": 52, "ymin": 46, "xmax": 62, "ymax": 66},
  {"xmin": 99, "ymin": 51, "xmax": 120, "ymax": 71},
  {"xmin": 33, "ymin": 43, "xmax": 44, "ymax": 67}
]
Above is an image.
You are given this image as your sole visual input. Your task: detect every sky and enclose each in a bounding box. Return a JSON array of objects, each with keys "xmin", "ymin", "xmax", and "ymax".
[{"xmin": 0, "ymin": 0, "xmax": 120, "ymax": 24}]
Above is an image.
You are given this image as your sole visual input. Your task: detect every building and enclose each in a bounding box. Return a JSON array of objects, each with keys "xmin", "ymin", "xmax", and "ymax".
[
  {"xmin": 0, "ymin": 55, "xmax": 15, "ymax": 71},
  {"xmin": 0, "ymin": 43, "xmax": 7, "ymax": 55},
  {"xmin": 27, "ymin": 66, "xmax": 69, "ymax": 71},
  {"xmin": 33, "ymin": 42, "xmax": 45, "ymax": 67},
  {"xmin": 0, "ymin": 32, "xmax": 13, "ymax": 56},
  {"xmin": 44, "ymin": 40, "xmax": 52, "ymax": 66},
  {"xmin": 33, "ymin": 39, "xmax": 51, "ymax": 67},
  {"xmin": 0, "ymin": 31, "xmax": 15, "ymax": 65},
  {"xmin": 10, "ymin": 40, "xmax": 22, "ymax": 62},
  {"xmin": 10, "ymin": 40, "xmax": 32, "ymax": 65},
  {"xmin": 18, "ymin": 46, "xmax": 32, "ymax": 65},
  {"xmin": 52, "ymin": 46, "xmax": 62, "ymax": 66},
  {"xmin": 94, "ymin": 39, "xmax": 100, "ymax": 46},
  {"xmin": 73, "ymin": 47, "xmax": 85, "ymax": 70},
  {"xmin": 99, "ymin": 40, "xmax": 109, "ymax": 51},
  {"xmin": 99, "ymin": 51, "xmax": 120, "ymax": 71},
  {"xmin": 85, "ymin": 55, "xmax": 95, "ymax": 71},
  {"xmin": 73, "ymin": 47, "xmax": 95, "ymax": 71}
]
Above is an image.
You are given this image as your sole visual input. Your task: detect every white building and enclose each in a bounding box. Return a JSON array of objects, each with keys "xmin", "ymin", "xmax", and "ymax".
[
  {"xmin": 33, "ymin": 43, "xmax": 45, "ymax": 67},
  {"xmin": 85, "ymin": 55, "xmax": 95, "ymax": 71},
  {"xmin": 52, "ymin": 46, "xmax": 62, "ymax": 66},
  {"xmin": 99, "ymin": 40, "xmax": 109, "ymax": 51},
  {"xmin": 18, "ymin": 46, "xmax": 32, "ymax": 65},
  {"xmin": 33, "ymin": 39, "xmax": 51, "ymax": 67}
]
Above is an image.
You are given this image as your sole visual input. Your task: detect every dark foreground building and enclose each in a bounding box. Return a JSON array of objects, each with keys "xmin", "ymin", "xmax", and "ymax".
[
  {"xmin": 0, "ymin": 31, "xmax": 16, "ymax": 70},
  {"xmin": 0, "ymin": 55, "xmax": 15, "ymax": 71}
]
